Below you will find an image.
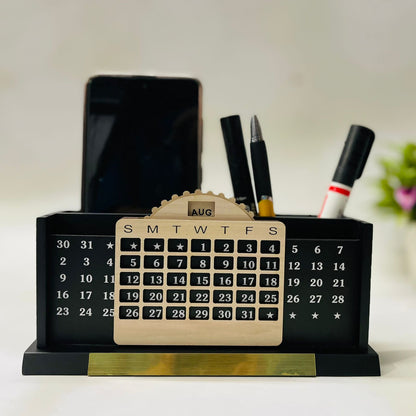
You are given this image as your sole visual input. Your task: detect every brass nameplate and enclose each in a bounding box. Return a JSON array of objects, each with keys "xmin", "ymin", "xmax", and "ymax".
[{"xmin": 88, "ymin": 352, "xmax": 316, "ymax": 376}]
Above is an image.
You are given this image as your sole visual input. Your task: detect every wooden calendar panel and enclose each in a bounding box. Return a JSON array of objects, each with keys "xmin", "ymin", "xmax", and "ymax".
[{"xmin": 113, "ymin": 218, "xmax": 286, "ymax": 346}]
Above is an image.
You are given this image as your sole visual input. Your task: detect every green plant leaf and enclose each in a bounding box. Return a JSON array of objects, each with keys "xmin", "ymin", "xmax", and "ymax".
[
  {"xmin": 403, "ymin": 143, "xmax": 416, "ymax": 165},
  {"xmin": 376, "ymin": 141, "xmax": 416, "ymax": 221}
]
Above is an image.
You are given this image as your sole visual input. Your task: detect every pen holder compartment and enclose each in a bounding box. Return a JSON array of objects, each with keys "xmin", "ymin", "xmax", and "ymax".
[
  {"xmin": 24, "ymin": 211, "xmax": 378, "ymax": 376},
  {"xmin": 34, "ymin": 212, "xmax": 372, "ymax": 350},
  {"xmin": 275, "ymin": 216, "xmax": 372, "ymax": 353}
]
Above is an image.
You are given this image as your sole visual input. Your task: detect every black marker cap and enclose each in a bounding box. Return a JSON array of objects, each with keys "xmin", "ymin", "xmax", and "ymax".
[{"xmin": 332, "ymin": 125, "xmax": 375, "ymax": 187}]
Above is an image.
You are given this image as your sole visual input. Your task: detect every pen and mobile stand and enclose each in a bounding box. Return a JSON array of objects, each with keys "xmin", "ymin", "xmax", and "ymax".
[
  {"xmin": 22, "ymin": 82, "xmax": 379, "ymax": 376},
  {"xmin": 23, "ymin": 190, "xmax": 380, "ymax": 376}
]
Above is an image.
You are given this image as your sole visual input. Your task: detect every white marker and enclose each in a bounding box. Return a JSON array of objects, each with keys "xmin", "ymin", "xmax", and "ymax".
[{"xmin": 319, "ymin": 125, "xmax": 375, "ymax": 218}]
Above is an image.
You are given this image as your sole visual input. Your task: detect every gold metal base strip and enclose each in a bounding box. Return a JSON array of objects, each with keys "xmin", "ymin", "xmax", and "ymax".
[{"xmin": 88, "ymin": 352, "xmax": 316, "ymax": 376}]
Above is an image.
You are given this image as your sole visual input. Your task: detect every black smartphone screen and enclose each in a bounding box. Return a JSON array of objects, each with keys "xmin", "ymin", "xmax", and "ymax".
[{"xmin": 81, "ymin": 76, "xmax": 202, "ymax": 213}]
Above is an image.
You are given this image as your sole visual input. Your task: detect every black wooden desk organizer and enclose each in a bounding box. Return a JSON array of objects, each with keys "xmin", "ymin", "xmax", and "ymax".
[{"xmin": 23, "ymin": 198, "xmax": 380, "ymax": 376}]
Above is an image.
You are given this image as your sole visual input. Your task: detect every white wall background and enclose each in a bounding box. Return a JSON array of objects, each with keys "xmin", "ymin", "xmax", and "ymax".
[
  {"xmin": 1, "ymin": 0, "xmax": 415, "ymax": 206},
  {"xmin": 2, "ymin": 0, "xmax": 415, "ymax": 272},
  {"xmin": 1, "ymin": 1, "xmax": 416, "ymax": 415}
]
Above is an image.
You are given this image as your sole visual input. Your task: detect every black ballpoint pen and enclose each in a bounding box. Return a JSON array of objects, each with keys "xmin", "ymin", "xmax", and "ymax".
[
  {"xmin": 221, "ymin": 115, "xmax": 257, "ymax": 212},
  {"xmin": 250, "ymin": 115, "xmax": 275, "ymax": 216}
]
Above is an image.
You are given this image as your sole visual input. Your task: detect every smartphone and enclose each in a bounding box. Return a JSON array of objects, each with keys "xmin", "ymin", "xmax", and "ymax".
[{"xmin": 81, "ymin": 75, "xmax": 202, "ymax": 213}]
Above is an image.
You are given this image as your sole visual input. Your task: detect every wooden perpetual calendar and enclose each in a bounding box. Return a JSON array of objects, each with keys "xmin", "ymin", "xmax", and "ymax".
[
  {"xmin": 23, "ymin": 191, "xmax": 380, "ymax": 376},
  {"xmin": 114, "ymin": 191, "xmax": 285, "ymax": 346}
]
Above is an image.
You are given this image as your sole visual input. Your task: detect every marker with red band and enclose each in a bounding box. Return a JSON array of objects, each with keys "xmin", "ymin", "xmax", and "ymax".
[{"xmin": 319, "ymin": 125, "xmax": 375, "ymax": 218}]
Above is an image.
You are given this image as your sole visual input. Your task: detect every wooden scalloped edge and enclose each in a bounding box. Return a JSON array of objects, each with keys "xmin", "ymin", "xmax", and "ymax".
[{"xmin": 148, "ymin": 190, "xmax": 255, "ymax": 220}]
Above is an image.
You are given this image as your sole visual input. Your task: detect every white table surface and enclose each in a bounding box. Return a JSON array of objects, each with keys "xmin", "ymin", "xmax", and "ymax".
[{"xmin": 1, "ymin": 203, "xmax": 415, "ymax": 416}]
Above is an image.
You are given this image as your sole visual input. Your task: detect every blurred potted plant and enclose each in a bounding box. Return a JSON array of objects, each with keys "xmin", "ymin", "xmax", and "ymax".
[{"xmin": 377, "ymin": 142, "xmax": 416, "ymax": 277}]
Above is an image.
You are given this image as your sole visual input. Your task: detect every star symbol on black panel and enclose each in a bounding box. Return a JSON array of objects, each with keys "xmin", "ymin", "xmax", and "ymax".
[
  {"xmin": 130, "ymin": 242, "xmax": 138, "ymax": 250},
  {"xmin": 312, "ymin": 312, "xmax": 319, "ymax": 320},
  {"xmin": 107, "ymin": 242, "xmax": 114, "ymax": 249},
  {"xmin": 153, "ymin": 243, "xmax": 162, "ymax": 250},
  {"xmin": 177, "ymin": 243, "xmax": 184, "ymax": 251},
  {"xmin": 289, "ymin": 312, "xmax": 296, "ymax": 319},
  {"xmin": 334, "ymin": 312, "xmax": 341, "ymax": 319}
]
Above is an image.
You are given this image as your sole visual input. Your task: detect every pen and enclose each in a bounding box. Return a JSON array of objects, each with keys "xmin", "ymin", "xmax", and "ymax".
[
  {"xmin": 221, "ymin": 115, "xmax": 257, "ymax": 212},
  {"xmin": 250, "ymin": 115, "xmax": 275, "ymax": 217},
  {"xmin": 319, "ymin": 124, "xmax": 375, "ymax": 218}
]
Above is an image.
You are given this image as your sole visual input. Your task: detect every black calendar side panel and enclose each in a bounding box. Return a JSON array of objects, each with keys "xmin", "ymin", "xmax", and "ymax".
[
  {"xmin": 282, "ymin": 239, "xmax": 361, "ymax": 352},
  {"xmin": 47, "ymin": 235, "xmax": 116, "ymax": 345}
]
